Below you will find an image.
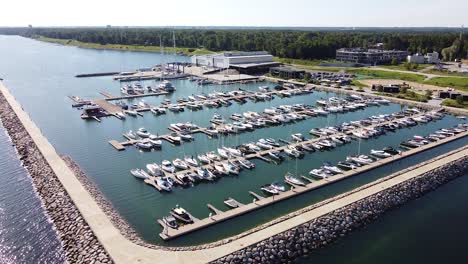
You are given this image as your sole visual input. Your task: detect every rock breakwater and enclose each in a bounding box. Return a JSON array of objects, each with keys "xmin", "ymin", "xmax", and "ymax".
[{"xmin": 212, "ymin": 156, "xmax": 468, "ymax": 264}]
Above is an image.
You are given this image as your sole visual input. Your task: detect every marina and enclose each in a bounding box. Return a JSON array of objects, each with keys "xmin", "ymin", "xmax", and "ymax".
[
  {"xmin": 0, "ymin": 36, "xmax": 466, "ymax": 249},
  {"xmin": 157, "ymin": 129, "xmax": 468, "ymax": 240}
]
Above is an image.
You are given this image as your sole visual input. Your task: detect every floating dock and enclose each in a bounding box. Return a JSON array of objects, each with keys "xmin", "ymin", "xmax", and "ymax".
[{"xmin": 158, "ymin": 130, "xmax": 468, "ymax": 240}]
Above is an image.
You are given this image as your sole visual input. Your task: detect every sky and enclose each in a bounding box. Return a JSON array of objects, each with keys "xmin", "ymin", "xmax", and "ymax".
[{"xmin": 1, "ymin": 0, "xmax": 467, "ymax": 28}]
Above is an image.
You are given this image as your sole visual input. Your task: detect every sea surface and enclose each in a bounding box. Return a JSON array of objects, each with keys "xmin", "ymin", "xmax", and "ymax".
[{"xmin": 0, "ymin": 35, "xmax": 467, "ymax": 260}]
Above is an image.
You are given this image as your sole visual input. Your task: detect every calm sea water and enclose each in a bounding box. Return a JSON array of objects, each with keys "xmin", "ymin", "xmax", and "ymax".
[
  {"xmin": 0, "ymin": 34, "xmax": 467, "ymax": 259},
  {"xmin": 0, "ymin": 124, "xmax": 65, "ymax": 263}
]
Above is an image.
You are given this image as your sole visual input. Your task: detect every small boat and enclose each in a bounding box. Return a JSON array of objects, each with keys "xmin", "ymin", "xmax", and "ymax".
[
  {"xmin": 347, "ymin": 155, "xmax": 373, "ymax": 165},
  {"xmin": 261, "ymin": 184, "xmax": 279, "ymax": 195},
  {"xmin": 167, "ymin": 133, "xmax": 182, "ymax": 144},
  {"xmin": 184, "ymin": 156, "xmax": 198, "ymax": 167},
  {"xmin": 301, "ymin": 143, "xmax": 315, "ymax": 152},
  {"xmin": 159, "ymin": 80, "xmax": 176, "ymax": 92},
  {"xmin": 161, "ymin": 216, "xmax": 178, "ymax": 229},
  {"xmin": 197, "ymin": 154, "xmax": 211, "ymax": 164},
  {"xmin": 383, "ymin": 147, "xmax": 400, "ymax": 155},
  {"xmin": 130, "ymin": 169, "xmax": 150, "ymax": 179},
  {"xmin": 126, "ymin": 110, "xmax": 138, "ymax": 117},
  {"xmin": 309, "ymin": 169, "xmax": 330, "ymax": 179},
  {"xmin": 259, "ymin": 85, "xmax": 270, "ymax": 91},
  {"xmin": 284, "ymin": 146, "xmax": 304, "ymax": 158},
  {"xmin": 217, "ymin": 148, "xmax": 230, "ymax": 159},
  {"xmin": 268, "ymin": 150, "xmax": 283, "ymax": 161},
  {"xmin": 337, "ymin": 161, "xmax": 357, "ymax": 170},
  {"xmin": 116, "ymin": 112, "xmax": 126, "ymax": 119},
  {"xmin": 238, "ymin": 159, "xmax": 255, "ymax": 170},
  {"xmin": 214, "ymin": 164, "xmax": 229, "ymax": 175},
  {"xmin": 271, "ymin": 182, "xmax": 286, "ymax": 192},
  {"xmin": 170, "ymin": 207, "xmax": 193, "ymax": 224},
  {"xmin": 136, "ymin": 141, "xmax": 153, "ymax": 150},
  {"xmin": 179, "ymin": 133, "xmax": 193, "ymax": 141},
  {"xmin": 173, "ymin": 159, "xmax": 189, "ymax": 170},
  {"xmin": 175, "ymin": 173, "xmax": 192, "ymax": 186},
  {"xmin": 136, "ymin": 128, "xmax": 150, "ymax": 138},
  {"xmin": 285, "ymin": 173, "xmax": 305, "ymax": 186},
  {"xmin": 400, "ymin": 140, "xmax": 420, "ymax": 149},
  {"xmin": 370, "ymin": 149, "xmax": 392, "ymax": 158},
  {"xmin": 322, "ymin": 163, "xmax": 343, "ymax": 174},
  {"xmin": 161, "ymin": 160, "xmax": 176, "ymax": 173},
  {"xmin": 146, "ymin": 163, "xmax": 164, "ymax": 176},
  {"xmin": 125, "ymin": 130, "xmax": 137, "ymax": 140},
  {"xmin": 222, "ymin": 162, "xmax": 239, "ymax": 175},
  {"xmin": 291, "ymin": 133, "xmax": 305, "ymax": 142},
  {"xmin": 224, "ymin": 197, "xmax": 241, "ymax": 208},
  {"xmin": 155, "ymin": 177, "xmax": 172, "ymax": 192}
]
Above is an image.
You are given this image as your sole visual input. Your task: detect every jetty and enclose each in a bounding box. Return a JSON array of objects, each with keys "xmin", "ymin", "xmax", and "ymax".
[{"xmin": 158, "ymin": 130, "xmax": 468, "ymax": 240}]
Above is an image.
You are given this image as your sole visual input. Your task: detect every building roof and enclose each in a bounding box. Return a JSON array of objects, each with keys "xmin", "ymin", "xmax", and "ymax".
[
  {"xmin": 269, "ymin": 66, "xmax": 305, "ymax": 73},
  {"xmin": 229, "ymin": 61, "xmax": 280, "ymax": 69}
]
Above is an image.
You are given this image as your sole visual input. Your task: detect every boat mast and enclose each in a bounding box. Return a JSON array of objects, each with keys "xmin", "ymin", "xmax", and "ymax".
[{"xmin": 160, "ymin": 34, "xmax": 165, "ymax": 81}]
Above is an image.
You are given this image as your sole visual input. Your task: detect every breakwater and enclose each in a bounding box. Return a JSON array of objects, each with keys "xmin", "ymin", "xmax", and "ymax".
[
  {"xmin": 0, "ymin": 87, "xmax": 113, "ymax": 263},
  {"xmin": 211, "ymin": 154, "xmax": 468, "ymax": 264}
]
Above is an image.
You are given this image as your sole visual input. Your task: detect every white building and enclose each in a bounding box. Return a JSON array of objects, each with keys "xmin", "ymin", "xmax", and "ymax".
[
  {"xmin": 191, "ymin": 51, "xmax": 277, "ymax": 70},
  {"xmin": 407, "ymin": 52, "xmax": 440, "ymax": 64}
]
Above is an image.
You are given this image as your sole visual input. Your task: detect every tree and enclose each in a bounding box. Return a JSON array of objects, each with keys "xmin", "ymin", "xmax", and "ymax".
[
  {"xmin": 400, "ymin": 86, "xmax": 408, "ymax": 94},
  {"xmin": 456, "ymin": 95, "xmax": 464, "ymax": 105},
  {"xmin": 391, "ymin": 58, "xmax": 398, "ymax": 65},
  {"xmin": 425, "ymin": 90, "xmax": 433, "ymax": 100}
]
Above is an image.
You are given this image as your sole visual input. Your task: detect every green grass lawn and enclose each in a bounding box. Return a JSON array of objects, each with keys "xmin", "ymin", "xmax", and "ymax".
[
  {"xmin": 440, "ymin": 99, "xmax": 468, "ymax": 109},
  {"xmin": 346, "ymin": 69, "xmax": 427, "ymax": 82},
  {"xmin": 379, "ymin": 63, "xmax": 431, "ymax": 72},
  {"xmin": 36, "ymin": 36, "xmax": 214, "ymax": 55},
  {"xmin": 425, "ymin": 77, "xmax": 468, "ymax": 92},
  {"xmin": 425, "ymin": 69, "xmax": 468, "ymax": 78}
]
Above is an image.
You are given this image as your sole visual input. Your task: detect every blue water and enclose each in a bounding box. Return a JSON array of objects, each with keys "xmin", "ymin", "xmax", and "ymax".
[
  {"xmin": 0, "ymin": 34, "xmax": 466, "ymax": 252},
  {"xmin": 0, "ymin": 123, "xmax": 65, "ymax": 263}
]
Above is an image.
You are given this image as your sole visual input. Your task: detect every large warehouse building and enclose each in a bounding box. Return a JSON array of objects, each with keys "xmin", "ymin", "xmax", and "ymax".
[{"xmin": 191, "ymin": 51, "xmax": 279, "ymax": 73}]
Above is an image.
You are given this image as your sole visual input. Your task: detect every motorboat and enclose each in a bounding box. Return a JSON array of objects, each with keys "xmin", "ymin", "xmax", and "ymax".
[
  {"xmin": 291, "ymin": 133, "xmax": 305, "ymax": 142},
  {"xmin": 197, "ymin": 154, "xmax": 211, "ymax": 164},
  {"xmin": 184, "ymin": 156, "xmax": 198, "ymax": 167},
  {"xmin": 148, "ymin": 135, "xmax": 163, "ymax": 148},
  {"xmin": 155, "ymin": 177, "xmax": 172, "ymax": 192},
  {"xmin": 161, "ymin": 160, "xmax": 176, "ymax": 173},
  {"xmin": 136, "ymin": 141, "xmax": 153, "ymax": 150},
  {"xmin": 130, "ymin": 169, "xmax": 150, "ymax": 179},
  {"xmin": 136, "ymin": 128, "xmax": 150, "ymax": 138},
  {"xmin": 268, "ymin": 150, "xmax": 283, "ymax": 161},
  {"xmin": 256, "ymin": 141, "xmax": 274, "ymax": 150},
  {"xmin": 224, "ymin": 198, "xmax": 241, "ymax": 208},
  {"xmin": 160, "ymin": 215, "xmax": 178, "ymax": 229},
  {"xmin": 300, "ymin": 143, "xmax": 316, "ymax": 152},
  {"xmin": 337, "ymin": 161, "xmax": 357, "ymax": 170},
  {"xmin": 126, "ymin": 110, "xmax": 138, "ymax": 117},
  {"xmin": 167, "ymin": 133, "xmax": 182, "ymax": 144},
  {"xmin": 264, "ymin": 138, "xmax": 280, "ymax": 147},
  {"xmin": 238, "ymin": 159, "xmax": 255, "ymax": 170},
  {"xmin": 370, "ymin": 149, "xmax": 392, "ymax": 158},
  {"xmin": 271, "ymin": 182, "xmax": 286, "ymax": 192},
  {"xmin": 261, "ymin": 184, "xmax": 279, "ymax": 195},
  {"xmin": 222, "ymin": 162, "xmax": 240, "ymax": 175},
  {"xmin": 159, "ymin": 80, "xmax": 176, "ymax": 92},
  {"xmin": 259, "ymin": 85, "xmax": 270, "ymax": 91},
  {"xmin": 206, "ymin": 152, "xmax": 221, "ymax": 162},
  {"xmin": 170, "ymin": 207, "xmax": 193, "ymax": 224},
  {"xmin": 217, "ymin": 148, "xmax": 230, "ymax": 159},
  {"xmin": 284, "ymin": 146, "xmax": 304, "ymax": 158},
  {"xmin": 173, "ymin": 159, "xmax": 189, "ymax": 170},
  {"xmin": 224, "ymin": 147, "xmax": 243, "ymax": 157},
  {"xmin": 214, "ymin": 164, "xmax": 229, "ymax": 175},
  {"xmin": 400, "ymin": 140, "xmax": 422, "ymax": 149},
  {"xmin": 179, "ymin": 133, "xmax": 193, "ymax": 141},
  {"xmin": 346, "ymin": 155, "xmax": 373, "ymax": 165},
  {"xmin": 285, "ymin": 173, "xmax": 305, "ymax": 186},
  {"xmin": 125, "ymin": 130, "xmax": 137, "ymax": 140},
  {"xmin": 116, "ymin": 112, "xmax": 126, "ymax": 119},
  {"xmin": 322, "ymin": 163, "xmax": 343, "ymax": 174},
  {"xmin": 309, "ymin": 169, "xmax": 330, "ymax": 179},
  {"xmin": 146, "ymin": 163, "xmax": 164, "ymax": 176}
]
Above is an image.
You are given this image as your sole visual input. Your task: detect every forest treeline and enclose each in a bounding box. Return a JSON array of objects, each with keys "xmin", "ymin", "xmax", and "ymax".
[{"xmin": 0, "ymin": 27, "xmax": 466, "ymax": 61}]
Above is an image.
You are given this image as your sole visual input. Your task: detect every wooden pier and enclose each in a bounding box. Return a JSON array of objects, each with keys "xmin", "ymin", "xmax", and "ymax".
[{"xmin": 158, "ymin": 130, "xmax": 468, "ymax": 240}]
